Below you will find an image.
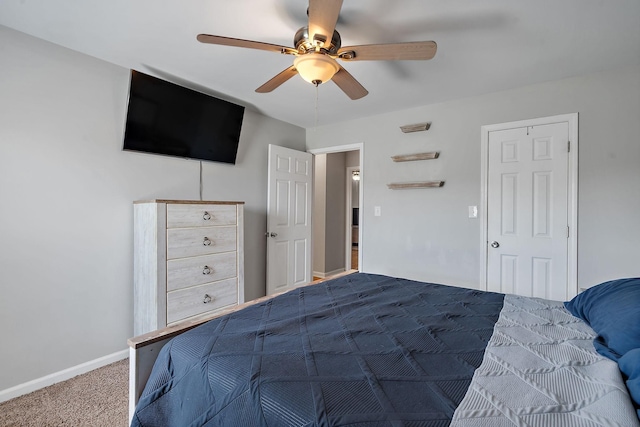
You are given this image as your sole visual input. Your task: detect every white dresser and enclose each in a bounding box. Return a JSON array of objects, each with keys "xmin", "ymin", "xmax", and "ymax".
[{"xmin": 133, "ymin": 200, "xmax": 244, "ymax": 336}]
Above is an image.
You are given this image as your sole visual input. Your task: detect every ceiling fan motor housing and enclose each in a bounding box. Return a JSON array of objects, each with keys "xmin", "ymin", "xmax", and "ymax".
[{"xmin": 294, "ymin": 26, "xmax": 341, "ymax": 54}]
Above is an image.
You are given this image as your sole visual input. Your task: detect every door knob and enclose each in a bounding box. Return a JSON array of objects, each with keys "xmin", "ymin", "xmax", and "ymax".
[
  {"xmin": 265, "ymin": 232, "xmax": 278, "ymax": 238},
  {"xmin": 490, "ymin": 241, "xmax": 500, "ymax": 248}
]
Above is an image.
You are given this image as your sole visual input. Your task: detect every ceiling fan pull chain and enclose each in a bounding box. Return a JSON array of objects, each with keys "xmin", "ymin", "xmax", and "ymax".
[{"xmin": 314, "ymin": 84, "xmax": 319, "ymax": 130}]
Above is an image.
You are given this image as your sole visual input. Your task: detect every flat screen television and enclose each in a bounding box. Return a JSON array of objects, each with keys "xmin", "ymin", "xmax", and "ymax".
[{"xmin": 123, "ymin": 70, "xmax": 245, "ymax": 164}]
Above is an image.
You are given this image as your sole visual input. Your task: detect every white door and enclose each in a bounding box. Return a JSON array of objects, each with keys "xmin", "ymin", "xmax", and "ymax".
[
  {"xmin": 486, "ymin": 122, "xmax": 571, "ymax": 300},
  {"xmin": 266, "ymin": 145, "xmax": 313, "ymax": 295}
]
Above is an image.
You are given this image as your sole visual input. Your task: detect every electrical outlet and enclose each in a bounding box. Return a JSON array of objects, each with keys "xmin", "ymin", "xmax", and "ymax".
[
  {"xmin": 374, "ymin": 206, "xmax": 381, "ymax": 217},
  {"xmin": 468, "ymin": 206, "xmax": 478, "ymax": 218}
]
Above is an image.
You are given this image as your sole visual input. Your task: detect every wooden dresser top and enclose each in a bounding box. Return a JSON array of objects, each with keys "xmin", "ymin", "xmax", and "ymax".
[{"xmin": 134, "ymin": 200, "xmax": 244, "ymax": 205}]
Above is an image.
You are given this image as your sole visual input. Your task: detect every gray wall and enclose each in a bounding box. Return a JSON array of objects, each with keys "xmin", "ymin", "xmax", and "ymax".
[
  {"xmin": 324, "ymin": 152, "xmax": 347, "ymax": 273},
  {"xmin": 347, "ymin": 150, "xmax": 360, "ymax": 208},
  {"xmin": 0, "ymin": 26, "xmax": 305, "ymax": 391},
  {"xmin": 306, "ymin": 65, "xmax": 640, "ymax": 290},
  {"xmin": 312, "ymin": 152, "xmax": 347, "ymax": 276},
  {"xmin": 312, "ymin": 154, "xmax": 327, "ymax": 274}
]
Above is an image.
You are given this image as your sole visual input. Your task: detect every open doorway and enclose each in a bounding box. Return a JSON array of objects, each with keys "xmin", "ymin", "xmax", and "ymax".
[
  {"xmin": 309, "ymin": 144, "xmax": 363, "ymax": 279},
  {"xmin": 346, "ymin": 166, "xmax": 360, "ymax": 270}
]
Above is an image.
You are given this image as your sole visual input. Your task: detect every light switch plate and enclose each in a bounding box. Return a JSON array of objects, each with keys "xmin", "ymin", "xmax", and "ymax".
[{"xmin": 468, "ymin": 206, "xmax": 478, "ymax": 218}]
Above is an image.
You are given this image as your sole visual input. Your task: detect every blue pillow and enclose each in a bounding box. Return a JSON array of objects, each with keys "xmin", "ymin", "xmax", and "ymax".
[
  {"xmin": 619, "ymin": 348, "xmax": 640, "ymax": 418},
  {"xmin": 564, "ymin": 277, "xmax": 640, "ymax": 361}
]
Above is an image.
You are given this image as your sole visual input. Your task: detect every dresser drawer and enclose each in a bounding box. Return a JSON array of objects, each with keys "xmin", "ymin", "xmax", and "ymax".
[
  {"xmin": 166, "ymin": 278, "xmax": 238, "ymax": 325},
  {"xmin": 166, "ymin": 204, "xmax": 237, "ymax": 228},
  {"xmin": 167, "ymin": 252, "xmax": 237, "ymax": 292},
  {"xmin": 166, "ymin": 226, "xmax": 237, "ymax": 259}
]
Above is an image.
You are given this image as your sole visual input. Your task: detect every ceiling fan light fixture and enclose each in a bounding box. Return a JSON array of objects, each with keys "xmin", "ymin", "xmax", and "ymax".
[{"xmin": 294, "ymin": 53, "xmax": 339, "ymax": 86}]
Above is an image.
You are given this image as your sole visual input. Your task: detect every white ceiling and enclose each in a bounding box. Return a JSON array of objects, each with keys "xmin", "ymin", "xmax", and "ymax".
[{"xmin": 1, "ymin": 0, "xmax": 639, "ymax": 129}]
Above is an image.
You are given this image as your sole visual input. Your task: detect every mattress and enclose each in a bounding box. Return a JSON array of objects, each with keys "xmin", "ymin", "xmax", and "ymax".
[{"xmin": 131, "ymin": 273, "xmax": 639, "ymax": 426}]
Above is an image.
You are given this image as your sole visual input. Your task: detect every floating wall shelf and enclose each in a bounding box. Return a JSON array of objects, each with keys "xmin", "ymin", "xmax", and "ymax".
[
  {"xmin": 399, "ymin": 122, "xmax": 431, "ymax": 133},
  {"xmin": 391, "ymin": 152, "xmax": 439, "ymax": 162},
  {"xmin": 387, "ymin": 181, "xmax": 445, "ymax": 190}
]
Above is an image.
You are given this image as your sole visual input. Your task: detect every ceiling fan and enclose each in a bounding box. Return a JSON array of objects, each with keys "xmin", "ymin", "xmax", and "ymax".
[{"xmin": 196, "ymin": 0, "xmax": 437, "ymax": 100}]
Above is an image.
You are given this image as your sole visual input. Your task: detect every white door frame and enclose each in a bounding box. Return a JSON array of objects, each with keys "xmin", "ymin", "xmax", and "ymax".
[
  {"xmin": 479, "ymin": 113, "xmax": 579, "ymax": 297},
  {"xmin": 309, "ymin": 143, "xmax": 364, "ymax": 273}
]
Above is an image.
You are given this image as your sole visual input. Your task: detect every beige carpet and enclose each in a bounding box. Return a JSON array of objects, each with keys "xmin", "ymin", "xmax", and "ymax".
[{"xmin": 0, "ymin": 359, "xmax": 128, "ymax": 427}]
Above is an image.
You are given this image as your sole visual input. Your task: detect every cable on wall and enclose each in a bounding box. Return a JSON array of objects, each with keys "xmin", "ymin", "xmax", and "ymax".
[{"xmin": 199, "ymin": 161, "xmax": 203, "ymax": 201}]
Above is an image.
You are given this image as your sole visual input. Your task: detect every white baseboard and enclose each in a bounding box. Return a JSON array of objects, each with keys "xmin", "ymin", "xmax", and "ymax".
[
  {"xmin": 313, "ymin": 268, "xmax": 346, "ymax": 279},
  {"xmin": 0, "ymin": 349, "xmax": 128, "ymax": 404}
]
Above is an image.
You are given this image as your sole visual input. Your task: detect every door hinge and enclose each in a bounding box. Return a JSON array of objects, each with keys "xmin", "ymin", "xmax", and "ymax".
[
  {"xmin": 567, "ymin": 141, "xmax": 571, "ymax": 153},
  {"xmin": 567, "ymin": 226, "xmax": 570, "ymax": 238}
]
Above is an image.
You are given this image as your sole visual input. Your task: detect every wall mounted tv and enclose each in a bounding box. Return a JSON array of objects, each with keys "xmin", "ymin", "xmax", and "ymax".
[{"xmin": 123, "ymin": 70, "xmax": 245, "ymax": 164}]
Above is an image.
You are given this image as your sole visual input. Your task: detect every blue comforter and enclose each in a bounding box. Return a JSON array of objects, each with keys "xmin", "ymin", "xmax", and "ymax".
[{"xmin": 131, "ymin": 273, "xmax": 504, "ymax": 426}]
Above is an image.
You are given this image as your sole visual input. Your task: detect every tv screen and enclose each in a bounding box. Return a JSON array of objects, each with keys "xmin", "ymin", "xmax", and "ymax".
[{"xmin": 123, "ymin": 70, "xmax": 245, "ymax": 164}]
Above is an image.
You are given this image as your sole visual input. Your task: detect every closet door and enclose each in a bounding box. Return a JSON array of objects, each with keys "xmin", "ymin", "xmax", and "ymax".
[{"xmin": 486, "ymin": 122, "xmax": 570, "ymax": 300}]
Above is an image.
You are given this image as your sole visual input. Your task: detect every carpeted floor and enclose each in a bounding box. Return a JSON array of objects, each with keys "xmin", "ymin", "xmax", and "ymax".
[{"xmin": 0, "ymin": 359, "xmax": 128, "ymax": 427}]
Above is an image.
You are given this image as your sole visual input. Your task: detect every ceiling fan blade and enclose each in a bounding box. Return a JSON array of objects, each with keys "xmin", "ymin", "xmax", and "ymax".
[
  {"xmin": 255, "ymin": 66, "xmax": 298, "ymax": 93},
  {"xmin": 332, "ymin": 66, "xmax": 368, "ymax": 100},
  {"xmin": 197, "ymin": 34, "xmax": 297, "ymax": 55},
  {"xmin": 338, "ymin": 41, "xmax": 437, "ymax": 61},
  {"xmin": 308, "ymin": 0, "xmax": 343, "ymax": 47}
]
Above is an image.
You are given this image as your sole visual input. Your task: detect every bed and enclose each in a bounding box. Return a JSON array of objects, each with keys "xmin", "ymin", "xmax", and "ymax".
[{"xmin": 128, "ymin": 272, "xmax": 640, "ymax": 426}]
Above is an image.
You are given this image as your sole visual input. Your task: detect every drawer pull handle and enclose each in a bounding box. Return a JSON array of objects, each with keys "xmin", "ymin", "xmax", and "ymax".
[
  {"xmin": 203, "ymin": 237, "xmax": 212, "ymax": 246},
  {"xmin": 203, "ymin": 265, "xmax": 212, "ymax": 275},
  {"xmin": 203, "ymin": 294, "xmax": 212, "ymax": 304},
  {"xmin": 203, "ymin": 211, "xmax": 211, "ymax": 221}
]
